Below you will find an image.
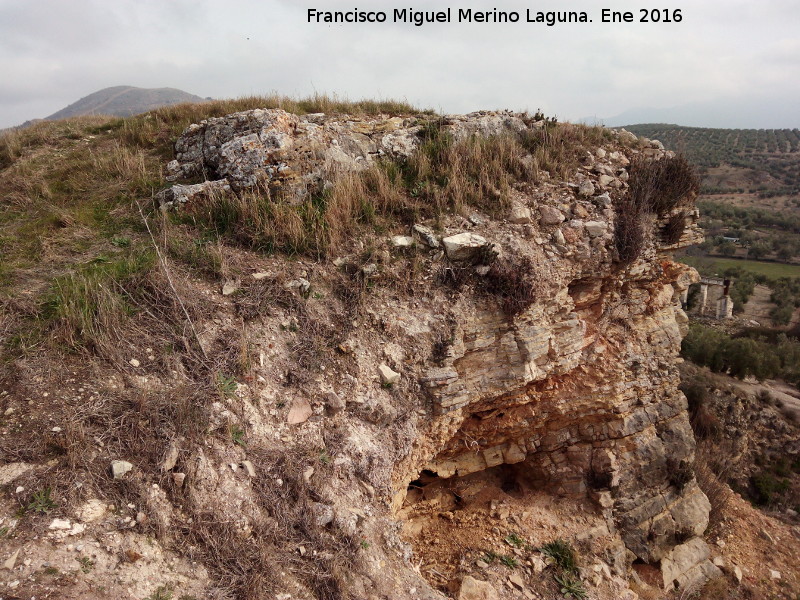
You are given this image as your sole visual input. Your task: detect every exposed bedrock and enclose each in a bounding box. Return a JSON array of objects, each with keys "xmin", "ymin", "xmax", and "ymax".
[{"xmin": 162, "ymin": 108, "xmax": 715, "ymax": 591}]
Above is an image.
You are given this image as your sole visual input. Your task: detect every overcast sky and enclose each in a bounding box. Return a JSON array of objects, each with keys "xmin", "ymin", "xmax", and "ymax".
[{"xmin": 0, "ymin": 0, "xmax": 798, "ymax": 129}]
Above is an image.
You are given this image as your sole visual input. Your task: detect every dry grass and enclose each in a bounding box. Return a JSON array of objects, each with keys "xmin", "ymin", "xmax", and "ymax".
[
  {"xmin": 694, "ymin": 441, "xmax": 735, "ymax": 534},
  {"xmin": 615, "ymin": 154, "xmax": 699, "ymax": 266},
  {"xmin": 183, "ymin": 445, "xmax": 356, "ymax": 600}
]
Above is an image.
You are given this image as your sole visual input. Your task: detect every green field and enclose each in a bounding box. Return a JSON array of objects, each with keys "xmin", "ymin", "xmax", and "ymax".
[{"xmin": 680, "ymin": 255, "xmax": 800, "ymax": 280}]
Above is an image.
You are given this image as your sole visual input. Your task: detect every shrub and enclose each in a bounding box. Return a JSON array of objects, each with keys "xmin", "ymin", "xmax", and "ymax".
[
  {"xmin": 483, "ymin": 256, "xmax": 538, "ymax": 317},
  {"xmin": 627, "ymin": 154, "xmax": 699, "ymax": 216},
  {"xmin": 540, "ymin": 539, "xmax": 578, "ymax": 574},
  {"xmin": 661, "ymin": 213, "xmax": 686, "ymax": 244},
  {"xmin": 615, "ymin": 154, "xmax": 699, "ymax": 265}
]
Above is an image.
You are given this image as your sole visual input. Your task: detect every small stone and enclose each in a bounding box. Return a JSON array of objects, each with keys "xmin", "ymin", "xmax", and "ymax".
[
  {"xmin": 508, "ymin": 573, "xmax": 524, "ymax": 590},
  {"xmin": 15, "ymin": 486, "xmax": 24, "ymax": 494},
  {"xmin": 222, "ymin": 281, "xmax": 238, "ymax": 296},
  {"xmin": 3, "ymin": 549, "xmax": 20, "ymax": 570},
  {"xmin": 111, "ymin": 460, "xmax": 133, "ymax": 479},
  {"xmin": 303, "ymin": 466, "xmax": 315, "ymax": 482},
  {"xmin": 391, "ymin": 235, "xmax": 414, "ymax": 247},
  {"xmin": 412, "ymin": 224, "xmax": 441, "ymax": 248},
  {"xmin": 49, "ymin": 518, "xmax": 72, "ymax": 530},
  {"xmin": 584, "ymin": 221, "xmax": 607, "ymax": 238},
  {"xmin": 539, "ymin": 205, "xmax": 565, "ymax": 225},
  {"xmin": 578, "ymin": 181, "xmax": 595, "ymax": 197},
  {"xmin": 475, "ymin": 265, "xmax": 490, "ymax": 276},
  {"xmin": 732, "ymin": 566, "xmax": 743, "ymax": 583},
  {"xmin": 442, "ymin": 232, "xmax": 489, "ymax": 261},
  {"xmin": 552, "ymin": 229, "xmax": 566, "ymax": 245},
  {"xmin": 324, "ymin": 391, "xmax": 346, "ymax": 414},
  {"xmin": 129, "ymin": 358, "xmax": 140, "ymax": 368},
  {"xmin": 459, "ymin": 576, "xmax": 499, "ymax": 600},
  {"xmin": 78, "ymin": 499, "xmax": 107, "ymax": 522},
  {"xmin": 241, "ymin": 460, "xmax": 256, "ymax": 477},
  {"xmin": 770, "ymin": 570, "xmax": 781, "ymax": 580},
  {"xmin": 760, "ymin": 529, "xmax": 775, "ymax": 544},
  {"xmin": 596, "ymin": 148, "xmax": 607, "ymax": 158},
  {"xmin": 468, "ymin": 214, "xmax": 485, "ymax": 226},
  {"xmin": 3, "ymin": 407, "xmax": 13, "ymax": 416},
  {"xmin": 476, "ymin": 559, "xmax": 489, "ymax": 569},
  {"xmin": 378, "ymin": 364, "xmax": 400, "ymax": 385},
  {"xmin": 251, "ymin": 272, "xmax": 270, "ymax": 280},
  {"xmin": 509, "ymin": 205, "xmax": 533, "ymax": 224},
  {"xmin": 287, "ymin": 398, "xmax": 313, "ymax": 424},
  {"xmin": 715, "ymin": 539, "xmax": 725, "ymax": 548},
  {"xmin": 161, "ymin": 443, "xmax": 180, "ymax": 472},
  {"xmin": 172, "ymin": 472, "xmax": 186, "ymax": 488},
  {"xmin": 597, "ymin": 174, "xmax": 615, "ymax": 188}
]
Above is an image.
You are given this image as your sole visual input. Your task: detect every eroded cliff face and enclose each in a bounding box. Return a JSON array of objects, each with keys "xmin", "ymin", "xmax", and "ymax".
[
  {"xmin": 0, "ymin": 108, "xmax": 715, "ymax": 600},
  {"xmin": 157, "ymin": 109, "xmax": 714, "ymax": 593}
]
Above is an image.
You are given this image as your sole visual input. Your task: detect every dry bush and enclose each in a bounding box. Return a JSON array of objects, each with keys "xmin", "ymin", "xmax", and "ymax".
[
  {"xmin": 614, "ymin": 197, "xmax": 648, "ymax": 266},
  {"xmin": 694, "ymin": 441, "xmax": 735, "ymax": 534},
  {"xmin": 483, "ymin": 256, "xmax": 539, "ymax": 317},
  {"xmin": 627, "ymin": 154, "xmax": 699, "ymax": 216},
  {"xmin": 184, "ymin": 445, "xmax": 356, "ymax": 600},
  {"xmin": 661, "ymin": 212, "xmax": 687, "ymax": 245},
  {"xmin": 614, "ymin": 154, "xmax": 698, "ymax": 266}
]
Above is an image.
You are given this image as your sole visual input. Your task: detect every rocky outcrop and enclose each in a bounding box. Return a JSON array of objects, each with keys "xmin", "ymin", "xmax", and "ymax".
[{"xmin": 158, "ymin": 109, "xmax": 712, "ymax": 593}]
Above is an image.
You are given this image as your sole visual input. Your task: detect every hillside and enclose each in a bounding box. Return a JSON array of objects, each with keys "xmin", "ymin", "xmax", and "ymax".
[
  {"xmin": 45, "ymin": 86, "xmax": 208, "ymax": 120},
  {"xmin": 623, "ymin": 124, "xmax": 800, "ymax": 196},
  {"xmin": 1, "ymin": 101, "xmax": 798, "ymax": 600}
]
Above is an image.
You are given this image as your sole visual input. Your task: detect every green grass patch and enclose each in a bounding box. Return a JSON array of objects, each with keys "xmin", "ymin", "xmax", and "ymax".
[{"xmin": 680, "ymin": 255, "xmax": 800, "ymax": 280}]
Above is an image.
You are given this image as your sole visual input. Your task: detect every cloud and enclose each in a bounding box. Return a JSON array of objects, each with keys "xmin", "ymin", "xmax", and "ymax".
[{"xmin": 0, "ymin": 0, "xmax": 798, "ymax": 128}]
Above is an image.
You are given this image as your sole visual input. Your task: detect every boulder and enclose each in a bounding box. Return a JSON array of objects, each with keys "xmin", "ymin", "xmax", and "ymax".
[{"xmin": 442, "ymin": 232, "xmax": 489, "ymax": 261}]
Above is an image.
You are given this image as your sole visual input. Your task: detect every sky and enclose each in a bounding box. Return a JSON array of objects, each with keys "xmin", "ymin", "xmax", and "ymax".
[{"xmin": 0, "ymin": 0, "xmax": 798, "ymax": 129}]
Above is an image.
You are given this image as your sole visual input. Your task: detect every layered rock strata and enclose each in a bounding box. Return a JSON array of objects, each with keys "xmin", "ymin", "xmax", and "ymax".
[{"xmin": 162, "ymin": 108, "xmax": 715, "ymax": 591}]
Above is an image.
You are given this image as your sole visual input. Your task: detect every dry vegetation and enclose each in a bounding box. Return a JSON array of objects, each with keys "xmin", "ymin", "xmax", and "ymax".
[
  {"xmin": 0, "ymin": 96, "xmax": 653, "ymax": 599},
  {"xmin": 615, "ymin": 154, "xmax": 699, "ymax": 265}
]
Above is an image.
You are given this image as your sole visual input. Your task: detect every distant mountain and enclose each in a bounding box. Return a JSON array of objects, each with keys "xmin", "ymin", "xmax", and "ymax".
[
  {"xmin": 584, "ymin": 97, "xmax": 799, "ymax": 130},
  {"xmin": 45, "ymin": 86, "xmax": 208, "ymax": 120}
]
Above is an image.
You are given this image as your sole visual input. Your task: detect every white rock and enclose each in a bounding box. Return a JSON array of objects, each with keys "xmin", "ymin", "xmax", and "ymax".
[
  {"xmin": 732, "ymin": 565, "xmax": 743, "ymax": 583},
  {"xmin": 3, "ymin": 549, "xmax": 20, "ymax": 570},
  {"xmin": 412, "ymin": 224, "xmax": 440, "ymax": 248},
  {"xmin": 442, "ymin": 232, "xmax": 489, "ymax": 261},
  {"xmin": 49, "ymin": 518, "xmax": 72, "ymax": 530},
  {"xmin": 584, "ymin": 221, "xmax": 607, "ymax": 238},
  {"xmin": 241, "ymin": 460, "xmax": 256, "ymax": 477},
  {"xmin": 391, "ymin": 235, "xmax": 414, "ymax": 247},
  {"xmin": 111, "ymin": 460, "xmax": 133, "ymax": 479},
  {"xmin": 222, "ymin": 281, "xmax": 238, "ymax": 296},
  {"xmin": 459, "ymin": 576, "xmax": 499, "ymax": 600},
  {"xmin": 509, "ymin": 205, "xmax": 532, "ymax": 224},
  {"xmin": 129, "ymin": 358, "xmax": 140, "ymax": 368},
  {"xmin": 77, "ymin": 499, "xmax": 107, "ymax": 522},
  {"xmin": 161, "ymin": 443, "xmax": 180, "ymax": 472},
  {"xmin": 770, "ymin": 569, "xmax": 781, "ymax": 580},
  {"xmin": 287, "ymin": 398, "xmax": 313, "ymax": 424},
  {"xmin": 378, "ymin": 364, "xmax": 400, "ymax": 385},
  {"xmin": 578, "ymin": 181, "xmax": 595, "ymax": 197}
]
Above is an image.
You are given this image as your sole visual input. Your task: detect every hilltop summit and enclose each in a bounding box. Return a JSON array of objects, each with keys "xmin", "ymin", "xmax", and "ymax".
[{"xmin": 45, "ymin": 85, "xmax": 207, "ymax": 120}]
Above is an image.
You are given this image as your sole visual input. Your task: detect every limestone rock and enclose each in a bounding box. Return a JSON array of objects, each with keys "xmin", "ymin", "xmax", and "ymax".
[
  {"xmin": 391, "ymin": 235, "xmax": 414, "ymax": 248},
  {"xmin": 584, "ymin": 220, "xmax": 607, "ymax": 238},
  {"xmin": 287, "ymin": 398, "xmax": 313, "ymax": 424},
  {"xmin": 111, "ymin": 460, "xmax": 134, "ymax": 479},
  {"xmin": 509, "ymin": 205, "xmax": 533, "ymax": 224},
  {"xmin": 324, "ymin": 390, "xmax": 346, "ymax": 414},
  {"xmin": 459, "ymin": 576, "xmax": 499, "ymax": 600},
  {"xmin": 442, "ymin": 232, "xmax": 489, "ymax": 261},
  {"xmin": 378, "ymin": 364, "xmax": 400, "ymax": 385},
  {"xmin": 413, "ymin": 224, "xmax": 440, "ymax": 248},
  {"xmin": 578, "ymin": 181, "xmax": 595, "ymax": 197},
  {"xmin": 539, "ymin": 206, "xmax": 565, "ymax": 225}
]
